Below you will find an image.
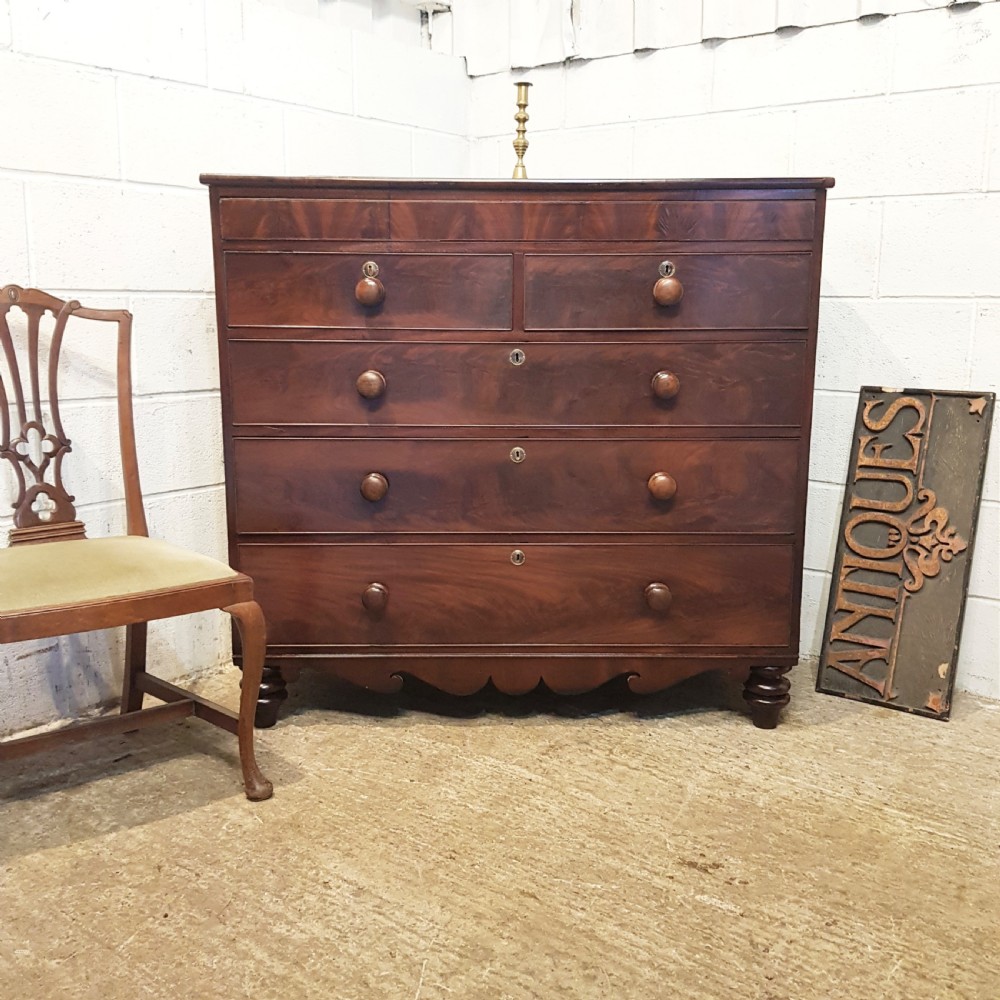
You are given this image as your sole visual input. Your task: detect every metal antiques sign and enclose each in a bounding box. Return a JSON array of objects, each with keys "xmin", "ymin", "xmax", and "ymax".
[{"xmin": 816, "ymin": 388, "xmax": 995, "ymax": 719}]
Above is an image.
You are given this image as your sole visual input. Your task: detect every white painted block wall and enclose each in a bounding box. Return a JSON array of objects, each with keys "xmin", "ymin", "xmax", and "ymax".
[
  {"xmin": 0, "ymin": 0, "xmax": 469, "ymax": 736},
  {"xmin": 3, "ymin": 0, "xmax": 998, "ymax": 735},
  {"xmin": 469, "ymin": 0, "xmax": 1000, "ymax": 699}
]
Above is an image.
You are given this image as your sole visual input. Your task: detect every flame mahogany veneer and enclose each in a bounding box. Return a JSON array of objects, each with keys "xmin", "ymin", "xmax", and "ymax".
[{"xmin": 202, "ymin": 176, "xmax": 833, "ymax": 729}]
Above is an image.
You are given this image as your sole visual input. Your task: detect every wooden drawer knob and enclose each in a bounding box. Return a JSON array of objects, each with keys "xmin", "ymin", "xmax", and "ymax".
[
  {"xmin": 652, "ymin": 261, "xmax": 683, "ymax": 307},
  {"xmin": 645, "ymin": 582, "xmax": 673, "ymax": 613},
  {"xmin": 355, "ymin": 261, "xmax": 385, "ymax": 307},
  {"xmin": 647, "ymin": 472, "xmax": 677, "ymax": 501},
  {"xmin": 356, "ymin": 369, "xmax": 386, "ymax": 399},
  {"xmin": 362, "ymin": 582, "xmax": 389, "ymax": 613},
  {"xmin": 360, "ymin": 472, "xmax": 389, "ymax": 502},
  {"xmin": 651, "ymin": 371, "xmax": 680, "ymax": 399}
]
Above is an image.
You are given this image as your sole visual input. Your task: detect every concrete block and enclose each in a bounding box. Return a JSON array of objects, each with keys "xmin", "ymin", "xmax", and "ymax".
[
  {"xmin": 818, "ymin": 199, "xmax": 881, "ymax": 298},
  {"xmin": 284, "ymin": 109, "xmax": 413, "ymax": 176},
  {"xmin": 634, "ymin": 0, "xmax": 703, "ymax": 50},
  {"xmin": 702, "ymin": 0, "xmax": 777, "ymax": 40},
  {"xmin": 892, "ymin": 2, "xmax": 1000, "ymax": 94},
  {"xmin": 565, "ymin": 44, "xmax": 713, "ymax": 128},
  {"xmin": 713, "ymin": 17, "xmax": 891, "ymax": 112},
  {"xmin": 804, "ymin": 480, "xmax": 846, "ymax": 574},
  {"xmin": 575, "ymin": 0, "xmax": 635, "ymax": 59},
  {"xmin": 880, "ymin": 196, "xmax": 1000, "ymax": 298},
  {"xmin": 971, "ymin": 303, "xmax": 1000, "ymax": 505},
  {"xmin": 989, "ymin": 91, "xmax": 1000, "ymax": 191},
  {"xmin": 510, "ymin": 0, "xmax": 577, "ymax": 68},
  {"xmin": 120, "ymin": 78, "xmax": 284, "ymax": 188},
  {"xmin": 793, "ymin": 90, "xmax": 989, "ymax": 200},
  {"xmin": 469, "ymin": 137, "xmax": 504, "ymax": 178},
  {"xmin": 969, "ymin": 502, "xmax": 999, "ymax": 601},
  {"xmin": 799, "ymin": 567, "xmax": 832, "ymax": 659},
  {"xmin": 372, "ymin": 0, "xmax": 422, "ymax": 47},
  {"xmin": 130, "ymin": 296, "xmax": 222, "ymax": 397},
  {"xmin": 134, "ymin": 395, "xmax": 224, "ymax": 498},
  {"xmin": 352, "ymin": 32, "xmax": 468, "ymax": 133},
  {"xmin": 28, "ymin": 181, "xmax": 212, "ymax": 292},
  {"xmin": 430, "ymin": 10, "xmax": 455, "ymax": 54},
  {"xmin": 319, "ymin": 0, "xmax": 373, "ymax": 30},
  {"xmin": 808, "ymin": 389, "xmax": 859, "ymax": 484},
  {"xmin": 510, "ymin": 0, "xmax": 573, "ymax": 68},
  {"xmin": 0, "ymin": 53, "xmax": 118, "ymax": 178},
  {"xmin": 9, "ymin": 0, "xmax": 207, "ymax": 85},
  {"xmin": 815, "ymin": 298, "xmax": 975, "ymax": 393},
  {"xmin": 469, "ymin": 65, "xmax": 566, "ymax": 141},
  {"xmin": 633, "ymin": 109, "xmax": 794, "ymax": 178},
  {"xmin": 955, "ymin": 597, "xmax": 1000, "ymax": 699},
  {"xmin": 529, "ymin": 125, "xmax": 633, "ymax": 180},
  {"xmin": 412, "ymin": 132, "xmax": 470, "ymax": 177},
  {"xmin": 858, "ymin": 0, "xmax": 941, "ymax": 15},
  {"xmin": 1, "ymin": 0, "xmax": 11, "ymax": 50},
  {"xmin": 776, "ymin": 0, "xmax": 858, "ymax": 29},
  {"xmin": 241, "ymin": 0, "xmax": 352, "ymax": 112},
  {"xmin": 0, "ymin": 629, "xmax": 122, "ymax": 736},
  {"xmin": 454, "ymin": 0, "xmax": 510, "ymax": 75},
  {"xmin": 0, "ymin": 178, "xmax": 28, "ymax": 281},
  {"xmin": 205, "ymin": 0, "xmax": 247, "ymax": 93}
]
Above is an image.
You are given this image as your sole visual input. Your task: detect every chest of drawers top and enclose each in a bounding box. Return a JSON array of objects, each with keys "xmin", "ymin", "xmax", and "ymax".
[{"xmin": 205, "ymin": 175, "xmax": 833, "ymax": 243}]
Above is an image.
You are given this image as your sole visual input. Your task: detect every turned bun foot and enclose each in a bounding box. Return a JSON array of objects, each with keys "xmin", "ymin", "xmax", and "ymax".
[
  {"xmin": 252, "ymin": 665, "xmax": 289, "ymax": 729},
  {"xmin": 743, "ymin": 664, "xmax": 791, "ymax": 729}
]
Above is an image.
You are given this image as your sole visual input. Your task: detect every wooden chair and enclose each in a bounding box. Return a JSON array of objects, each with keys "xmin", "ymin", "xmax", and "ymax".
[{"xmin": 0, "ymin": 285, "xmax": 272, "ymax": 801}]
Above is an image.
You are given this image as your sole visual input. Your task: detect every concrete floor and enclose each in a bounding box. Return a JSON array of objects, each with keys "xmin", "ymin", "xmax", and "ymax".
[{"xmin": 1, "ymin": 663, "xmax": 998, "ymax": 1000}]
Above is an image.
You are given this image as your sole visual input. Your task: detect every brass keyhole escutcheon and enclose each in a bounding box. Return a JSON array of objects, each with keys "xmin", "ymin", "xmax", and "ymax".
[
  {"xmin": 510, "ymin": 446, "xmax": 526, "ymax": 463},
  {"xmin": 510, "ymin": 549, "xmax": 526, "ymax": 566},
  {"xmin": 509, "ymin": 348, "xmax": 526, "ymax": 366},
  {"xmin": 658, "ymin": 260, "xmax": 675, "ymax": 278},
  {"xmin": 362, "ymin": 260, "xmax": 380, "ymax": 279}
]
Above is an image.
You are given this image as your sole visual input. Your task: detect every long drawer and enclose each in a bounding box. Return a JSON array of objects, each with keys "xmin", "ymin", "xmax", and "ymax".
[
  {"xmin": 239, "ymin": 542, "xmax": 796, "ymax": 648},
  {"xmin": 227, "ymin": 339, "xmax": 807, "ymax": 429},
  {"xmin": 233, "ymin": 438, "xmax": 799, "ymax": 534},
  {"xmin": 223, "ymin": 252, "xmax": 514, "ymax": 329},
  {"xmin": 219, "ymin": 196, "xmax": 816, "ymax": 242},
  {"xmin": 524, "ymin": 253, "xmax": 813, "ymax": 330}
]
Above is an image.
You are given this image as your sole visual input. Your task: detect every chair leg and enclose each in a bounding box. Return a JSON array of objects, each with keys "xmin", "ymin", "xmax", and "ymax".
[
  {"xmin": 121, "ymin": 622, "xmax": 147, "ymax": 714},
  {"xmin": 225, "ymin": 600, "xmax": 274, "ymax": 801}
]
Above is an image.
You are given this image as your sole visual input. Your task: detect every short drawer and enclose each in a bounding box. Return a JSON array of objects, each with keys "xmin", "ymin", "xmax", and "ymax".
[
  {"xmin": 233, "ymin": 438, "xmax": 799, "ymax": 534},
  {"xmin": 238, "ymin": 542, "xmax": 795, "ymax": 648},
  {"xmin": 223, "ymin": 252, "xmax": 514, "ymax": 330},
  {"xmin": 523, "ymin": 253, "xmax": 813, "ymax": 330},
  {"xmin": 227, "ymin": 339, "xmax": 807, "ymax": 428}
]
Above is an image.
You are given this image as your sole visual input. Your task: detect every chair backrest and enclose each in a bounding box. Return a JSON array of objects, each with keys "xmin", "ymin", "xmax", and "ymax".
[{"xmin": 0, "ymin": 285, "xmax": 148, "ymax": 547}]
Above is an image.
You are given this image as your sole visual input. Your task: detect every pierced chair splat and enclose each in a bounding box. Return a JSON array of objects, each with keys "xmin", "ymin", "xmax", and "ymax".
[{"xmin": 0, "ymin": 284, "xmax": 272, "ymax": 801}]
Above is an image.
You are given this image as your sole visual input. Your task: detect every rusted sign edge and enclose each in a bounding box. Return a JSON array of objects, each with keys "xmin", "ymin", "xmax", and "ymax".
[{"xmin": 815, "ymin": 386, "xmax": 996, "ymax": 720}]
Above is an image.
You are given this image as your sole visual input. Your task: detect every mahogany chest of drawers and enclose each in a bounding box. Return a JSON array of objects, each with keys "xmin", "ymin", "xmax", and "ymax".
[{"xmin": 202, "ymin": 176, "xmax": 832, "ymax": 728}]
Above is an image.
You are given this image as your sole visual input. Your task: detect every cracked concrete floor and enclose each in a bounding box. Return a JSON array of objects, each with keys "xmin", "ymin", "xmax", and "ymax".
[{"xmin": 2, "ymin": 663, "xmax": 999, "ymax": 1000}]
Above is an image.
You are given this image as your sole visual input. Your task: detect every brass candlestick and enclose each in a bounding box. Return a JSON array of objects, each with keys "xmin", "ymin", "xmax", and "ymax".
[{"xmin": 512, "ymin": 81, "xmax": 532, "ymax": 179}]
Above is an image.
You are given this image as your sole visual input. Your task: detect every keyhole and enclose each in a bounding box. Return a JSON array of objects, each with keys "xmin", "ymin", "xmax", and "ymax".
[
  {"xmin": 509, "ymin": 348, "xmax": 526, "ymax": 366},
  {"xmin": 31, "ymin": 492, "xmax": 57, "ymax": 522},
  {"xmin": 510, "ymin": 446, "xmax": 526, "ymax": 463},
  {"xmin": 510, "ymin": 549, "xmax": 525, "ymax": 566}
]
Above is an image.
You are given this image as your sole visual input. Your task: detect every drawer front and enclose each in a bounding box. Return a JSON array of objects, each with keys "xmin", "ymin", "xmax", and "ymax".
[
  {"xmin": 388, "ymin": 199, "xmax": 815, "ymax": 242},
  {"xmin": 523, "ymin": 253, "xmax": 812, "ymax": 330},
  {"xmin": 216, "ymin": 196, "xmax": 815, "ymax": 243},
  {"xmin": 219, "ymin": 198, "xmax": 390, "ymax": 241},
  {"xmin": 233, "ymin": 438, "xmax": 799, "ymax": 533},
  {"xmin": 227, "ymin": 340, "xmax": 807, "ymax": 429},
  {"xmin": 224, "ymin": 252, "xmax": 514, "ymax": 330},
  {"xmin": 238, "ymin": 542, "xmax": 795, "ymax": 648}
]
